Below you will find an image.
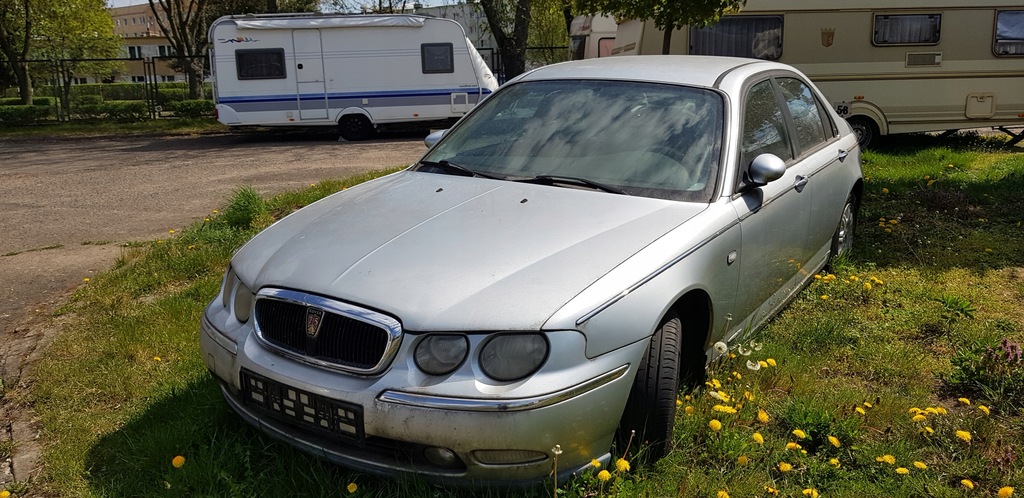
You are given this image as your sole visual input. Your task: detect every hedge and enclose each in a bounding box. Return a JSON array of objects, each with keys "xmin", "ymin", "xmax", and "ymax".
[
  {"xmin": 0, "ymin": 97, "xmax": 55, "ymax": 107},
  {"xmin": 0, "ymin": 105, "xmax": 54, "ymax": 124},
  {"xmin": 173, "ymin": 99, "xmax": 215, "ymax": 118},
  {"xmin": 73, "ymin": 100, "xmax": 148, "ymax": 121}
]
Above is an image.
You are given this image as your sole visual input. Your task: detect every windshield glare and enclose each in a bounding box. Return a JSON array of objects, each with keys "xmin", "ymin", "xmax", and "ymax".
[{"xmin": 422, "ymin": 79, "xmax": 724, "ymax": 201}]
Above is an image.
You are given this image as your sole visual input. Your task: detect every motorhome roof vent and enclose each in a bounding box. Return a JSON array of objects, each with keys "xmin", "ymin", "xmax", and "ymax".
[{"xmin": 906, "ymin": 52, "xmax": 942, "ymax": 67}]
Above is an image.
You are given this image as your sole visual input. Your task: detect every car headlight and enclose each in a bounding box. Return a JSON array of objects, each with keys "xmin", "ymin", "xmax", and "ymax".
[
  {"xmin": 414, "ymin": 334, "xmax": 469, "ymax": 375},
  {"xmin": 479, "ymin": 333, "xmax": 548, "ymax": 382},
  {"xmin": 220, "ymin": 266, "xmax": 254, "ymax": 323},
  {"xmin": 220, "ymin": 266, "xmax": 236, "ymax": 309}
]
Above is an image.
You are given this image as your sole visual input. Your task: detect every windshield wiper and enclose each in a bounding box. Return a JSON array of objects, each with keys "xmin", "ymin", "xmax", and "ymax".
[
  {"xmin": 418, "ymin": 160, "xmax": 506, "ymax": 180},
  {"xmin": 520, "ymin": 175, "xmax": 628, "ymax": 195}
]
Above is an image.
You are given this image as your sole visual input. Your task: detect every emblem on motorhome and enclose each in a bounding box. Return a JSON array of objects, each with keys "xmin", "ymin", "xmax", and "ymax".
[
  {"xmin": 305, "ymin": 307, "xmax": 325, "ymax": 337},
  {"xmin": 821, "ymin": 28, "xmax": 835, "ymax": 48}
]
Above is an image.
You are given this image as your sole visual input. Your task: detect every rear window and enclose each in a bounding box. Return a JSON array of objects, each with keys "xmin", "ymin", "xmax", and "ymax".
[
  {"xmin": 236, "ymin": 48, "xmax": 286, "ymax": 80},
  {"xmin": 995, "ymin": 10, "xmax": 1024, "ymax": 56},
  {"xmin": 690, "ymin": 16, "xmax": 784, "ymax": 61},
  {"xmin": 873, "ymin": 14, "xmax": 941, "ymax": 45}
]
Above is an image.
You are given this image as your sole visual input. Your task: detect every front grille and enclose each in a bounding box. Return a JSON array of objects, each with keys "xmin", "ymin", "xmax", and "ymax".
[
  {"xmin": 241, "ymin": 369, "xmax": 364, "ymax": 442},
  {"xmin": 253, "ymin": 290, "xmax": 399, "ymax": 373}
]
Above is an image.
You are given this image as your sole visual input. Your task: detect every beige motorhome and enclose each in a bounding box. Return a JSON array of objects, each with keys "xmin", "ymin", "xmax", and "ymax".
[
  {"xmin": 569, "ymin": 14, "xmax": 618, "ymax": 60},
  {"xmin": 609, "ymin": 0, "xmax": 1024, "ymax": 146}
]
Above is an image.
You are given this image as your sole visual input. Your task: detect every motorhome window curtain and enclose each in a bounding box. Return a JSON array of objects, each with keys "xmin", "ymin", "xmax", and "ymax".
[
  {"xmin": 689, "ymin": 16, "xmax": 783, "ymax": 61},
  {"xmin": 873, "ymin": 14, "xmax": 941, "ymax": 45},
  {"xmin": 995, "ymin": 10, "xmax": 1024, "ymax": 55}
]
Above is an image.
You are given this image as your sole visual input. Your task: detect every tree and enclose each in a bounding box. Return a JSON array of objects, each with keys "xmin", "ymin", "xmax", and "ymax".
[
  {"xmin": 585, "ymin": 0, "xmax": 745, "ymax": 54},
  {"xmin": 479, "ymin": 0, "xmax": 531, "ymax": 80},
  {"xmin": 527, "ymin": 0, "xmax": 569, "ymax": 67},
  {"xmin": 0, "ymin": 0, "xmax": 32, "ymax": 103}
]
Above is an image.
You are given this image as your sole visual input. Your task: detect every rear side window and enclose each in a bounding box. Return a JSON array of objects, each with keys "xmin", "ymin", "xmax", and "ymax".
[
  {"xmin": 422, "ymin": 43, "xmax": 454, "ymax": 73},
  {"xmin": 777, "ymin": 78, "xmax": 829, "ymax": 155},
  {"xmin": 690, "ymin": 16, "xmax": 784, "ymax": 61},
  {"xmin": 995, "ymin": 10, "xmax": 1024, "ymax": 56},
  {"xmin": 873, "ymin": 14, "xmax": 941, "ymax": 45},
  {"xmin": 236, "ymin": 48, "xmax": 286, "ymax": 80}
]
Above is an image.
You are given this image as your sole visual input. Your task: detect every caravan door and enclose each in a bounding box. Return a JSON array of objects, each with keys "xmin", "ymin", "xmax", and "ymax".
[{"xmin": 292, "ymin": 29, "xmax": 328, "ymax": 120}]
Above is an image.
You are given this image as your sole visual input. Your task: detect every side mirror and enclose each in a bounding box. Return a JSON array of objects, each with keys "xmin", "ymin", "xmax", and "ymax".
[
  {"xmin": 424, "ymin": 129, "xmax": 447, "ymax": 149},
  {"xmin": 747, "ymin": 153, "xmax": 786, "ymax": 186}
]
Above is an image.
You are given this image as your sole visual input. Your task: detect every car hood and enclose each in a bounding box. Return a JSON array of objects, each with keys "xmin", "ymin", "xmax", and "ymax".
[{"xmin": 232, "ymin": 171, "xmax": 706, "ymax": 331}]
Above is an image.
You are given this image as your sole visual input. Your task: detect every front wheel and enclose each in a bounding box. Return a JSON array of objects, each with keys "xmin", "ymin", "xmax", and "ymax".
[
  {"xmin": 338, "ymin": 114, "xmax": 374, "ymax": 141},
  {"xmin": 616, "ymin": 312, "xmax": 682, "ymax": 461},
  {"xmin": 829, "ymin": 193, "xmax": 857, "ymax": 264}
]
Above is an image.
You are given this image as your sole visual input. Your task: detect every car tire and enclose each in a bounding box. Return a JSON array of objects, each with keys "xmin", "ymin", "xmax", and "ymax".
[
  {"xmin": 829, "ymin": 193, "xmax": 857, "ymax": 264},
  {"xmin": 617, "ymin": 311, "xmax": 682, "ymax": 461},
  {"xmin": 339, "ymin": 114, "xmax": 374, "ymax": 141},
  {"xmin": 847, "ymin": 116, "xmax": 878, "ymax": 149}
]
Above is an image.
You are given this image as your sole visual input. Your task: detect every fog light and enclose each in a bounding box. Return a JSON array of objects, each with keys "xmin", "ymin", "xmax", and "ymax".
[
  {"xmin": 473, "ymin": 449, "xmax": 547, "ymax": 465},
  {"xmin": 424, "ymin": 447, "xmax": 459, "ymax": 467}
]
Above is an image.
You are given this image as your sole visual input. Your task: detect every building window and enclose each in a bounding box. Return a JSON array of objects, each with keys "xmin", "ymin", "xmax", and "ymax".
[
  {"xmin": 160, "ymin": 75, "xmax": 176, "ymax": 82},
  {"xmin": 690, "ymin": 16, "xmax": 784, "ymax": 61},
  {"xmin": 158, "ymin": 45, "xmax": 175, "ymax": 56},
  {"xmin": 236, "ymin": 48, "xmax": 287, "ymax": 80},
  {"xmin": 873, "ymin": 14, "xmax": 941, "ymax": 45},
  {"xmin": 132, "ymin": 75, "xmax": 146, "ymax": 83},
  {"xmin": 995, "ymin": 10, "xmax": 1024, "ymax": 56},
  {"xmin": 128, "ymin": 46, "xmax": 143, "ymax": 59},
  {"xmin": 421, "ymin": 43, "xmax": 454, "ymax": 73}
]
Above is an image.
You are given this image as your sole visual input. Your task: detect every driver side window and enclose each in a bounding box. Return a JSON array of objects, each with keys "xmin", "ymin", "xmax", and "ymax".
[{"xmin": 740, "ymin": 79, "xmax": 793, "ymax": 170}]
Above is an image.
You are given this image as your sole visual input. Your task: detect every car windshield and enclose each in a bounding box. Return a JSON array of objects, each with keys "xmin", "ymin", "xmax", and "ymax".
[{"xmin": 420, "ymin": 79, "xmax": 724, "ymax": 201}]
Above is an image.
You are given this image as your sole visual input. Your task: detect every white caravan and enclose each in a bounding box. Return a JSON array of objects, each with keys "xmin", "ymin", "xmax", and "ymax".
[
  {"xmin": 569, "ymin": 14, "xmax": 617, "ymax": 60},
  {"xmin": 209, "ymin": 14, "xmax": 499, "ymax": 140},
  {"xmin": 608, "ymin": 0, "xmax": 1024, "ymax": 146}
]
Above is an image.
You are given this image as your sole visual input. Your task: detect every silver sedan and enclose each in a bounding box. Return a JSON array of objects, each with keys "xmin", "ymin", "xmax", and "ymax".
[{"xmin": 200, "ymin": 55, "xmax": 862, "ymax": 484}]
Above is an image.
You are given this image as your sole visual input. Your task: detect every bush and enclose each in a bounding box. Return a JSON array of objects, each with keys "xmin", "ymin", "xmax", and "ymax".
[
  {"xmin": 75, "ymin": 94, "xmax": 104, "ymax": 106},
  {"xmin": 0, "ymin": 97, "xmax": 54, "ymax": 106},
  {"xmin": 72, "ymin": 100, "xmax": 148, "ymax": 121},
  {"xmin": 0, "ymin": 105, "xmax": 53, "ymax": 124},
  {"xmin": 174, "ymin": 99, "xmax": 215, "ymax": 118},
  {"xmin": 946, "ymin": 337, "xmax": 1024, "ymax": 414}
]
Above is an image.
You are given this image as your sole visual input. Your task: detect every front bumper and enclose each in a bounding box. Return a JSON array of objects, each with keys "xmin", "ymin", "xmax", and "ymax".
[{"xmin": 199, "ymin": 304, "xmax": 642, "ymax": 484}]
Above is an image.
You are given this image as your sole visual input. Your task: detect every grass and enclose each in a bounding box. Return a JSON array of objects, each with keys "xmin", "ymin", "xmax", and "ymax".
[
  {"xmin": 14, "ymin": 135, "xmax": 1024, "ymax": 497},
  {"xmin": 0, "ymin": 118, "xmax": 228, "ymax": 139}
]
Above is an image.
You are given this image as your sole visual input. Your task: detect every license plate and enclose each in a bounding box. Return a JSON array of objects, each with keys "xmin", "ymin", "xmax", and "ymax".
[{"xmin": 240, "ymin": 369, "xmax": 364, "ymax": 442}]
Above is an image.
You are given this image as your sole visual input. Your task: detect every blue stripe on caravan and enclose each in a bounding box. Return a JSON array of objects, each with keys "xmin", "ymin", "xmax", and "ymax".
[{"xmin": 220, "ymin": 87, "xmax": 492, "ymax": 104}]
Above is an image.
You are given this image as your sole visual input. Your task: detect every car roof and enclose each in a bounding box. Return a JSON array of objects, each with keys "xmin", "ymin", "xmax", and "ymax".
[{"xmin": 514, "ymin": 55, "xmax": 783, "ymax": 89}]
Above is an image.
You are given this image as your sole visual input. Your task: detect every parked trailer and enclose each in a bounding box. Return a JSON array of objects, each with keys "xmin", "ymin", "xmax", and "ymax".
[
  {"xmin": 607, "ymin": 0, "xmax": 1024, "ymax": 147},
  {"xmin": 569, "ymin": 14, "xmax": 617, "ymax": 60},
  {"xmin": 209, "ymin": 14, "xmax": 499, "ymax": 140}
]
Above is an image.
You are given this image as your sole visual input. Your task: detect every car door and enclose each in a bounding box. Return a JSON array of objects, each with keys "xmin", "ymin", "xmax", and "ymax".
[{"xmin": 729, "ymin": 77, "xmax": 815, "ymax": 332}]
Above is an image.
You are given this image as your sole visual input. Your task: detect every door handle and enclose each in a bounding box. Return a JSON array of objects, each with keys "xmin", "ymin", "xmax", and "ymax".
[
  {"xmin": 838, "ymin": 148, "xmax": 849, "ymax": 162},
  {"xmin": 794, "ymin": 176, "xmax": 808, "ymax": 192}
]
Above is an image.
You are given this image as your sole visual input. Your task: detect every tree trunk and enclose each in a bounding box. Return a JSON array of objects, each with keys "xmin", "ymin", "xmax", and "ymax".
[
  {"xmin": 13, "ymin": 60, "xmax": 32, "ymax": 104},
  {"xmin": 661, "ymin": 26, "xmax": 673, "ymax": 55}
]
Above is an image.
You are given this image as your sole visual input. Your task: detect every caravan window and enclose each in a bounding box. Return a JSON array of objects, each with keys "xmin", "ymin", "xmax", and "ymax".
[
  {"xmin": 995, "ymin": 11, "xmax": 1024, "ymax": 56},
  {"xmin": 236, "ymin": 49, "xmax": 286, "ymax": 80},
  {"xmin": 873, "ymin": 14, "xmax": 941, "ymax": 46},
  {"xmin": 689, "ymin": 16, "xmax": 783, "ymax": 61},
  {"xmin": 422, "ymin": 43, "xmax": 455, "ymax": 73}
]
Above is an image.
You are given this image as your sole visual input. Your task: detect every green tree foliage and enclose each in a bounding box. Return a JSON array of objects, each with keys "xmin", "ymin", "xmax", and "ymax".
[
  {"xmin": 527, "ymin": 0, "xmax": 569, "ymax": 66},
  {"xmin": 584, "ymin": 0, "xmax": 746, "ymax": 54},
  {"xmin": 480, "ymin": 0, "xmax": 532, "ymax": 80},
  {"xmin": 0, "ymin": 0, "xmax": 33, "ymax": 103}
]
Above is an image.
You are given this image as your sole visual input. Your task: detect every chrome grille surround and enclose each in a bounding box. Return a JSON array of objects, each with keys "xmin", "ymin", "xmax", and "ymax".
[{"xmin": 253, "ymin": 288, "xmax": 402, "ymax": 375}]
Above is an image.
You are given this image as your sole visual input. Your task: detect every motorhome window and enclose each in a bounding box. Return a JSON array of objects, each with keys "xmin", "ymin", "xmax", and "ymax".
[
  {"xmin": 598, "ymin": 38, "xmax": 615, "ymax": 57},
  {"xmin": 236, "ymin": 49, "xmax": 286, "ymax": 80},
  {"xmin": 777, "ymin": 78, "xmax": 828, "ymax": 155},
  {"xmin": 690, "ymin": 16, "xmax": 783, "ymax": 61},
  {"xmin": 422, "ymin": 43, "xmax": 455, "ymax": 73},
  {"xmin": 994, "ymin": 10, "xmax": 1024, "ymax": 56},
  {"xmin": 873, "ymin": 14, "xmax": 940, "ymax": 46},
  {"xmin": 570, "ymin": 37, "xmax": 586, "ymax": 60}
]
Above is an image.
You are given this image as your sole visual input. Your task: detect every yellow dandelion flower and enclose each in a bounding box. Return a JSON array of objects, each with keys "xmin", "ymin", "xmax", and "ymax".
[
  {"xmin": 744, "ymin": 391, "xmax": 755, "ymax": 401},
  {"xmin": 889, "ymin": 219, "xmax": 899, "ymax": 225},
  {"xmin": 171, "ymin": 455, "xmax": 186, "ymax": 468},
  {"xmin": 803, "ymin": 489, "xmax": 819, "ymax": 498},
  {"xmin": 765, "ymin": 486, "xmax": 779, "ymax": 495},
  {"xmin": 615, "ymin": 458, "xmax": 630, "ymax": 472},
  {"xmin": 912, "ymin": 414, "xmax": 927, "ymax": 422},
  {"xmin": 591, "ymin": 459, "xmax": 601, "ymax": 468},
  {"xmin": 83, "ymin": 277, "xmax": 90, "ymax": 282},
  {"xmin": 153, "ymin": 356, "xmax": 162, "ymax": 362},
  {"xmin": 733, "ymin": 371, "xmax": 742, "ymax": 380},
  {"xmin": 978, "ymin": 405, "xmax": 990, "ymax": 416},
  {"xmin": 685, "ymin": 395, "xmax": 692, "ymax": 401},
  {"xmin": 685, "ymin": 405, "xmax": 695, "ymax": 415},
  {"xmin": 676, "ymin": 399, "xmax": 682, "ymax": 407},
  {"xmin": 814, "ymin": 274, "xmax": 822, "ymax": 280},
  {"xmin": 896, "ymin": 467, "xmax": 910, "ymax": 475},
  {"xmin": 998, "ymin": 486, "xmax": 1014, "ymax": 498},
  {"xmin": 786, "ymin": 442, "xmax": 802, "ymax": 450},
  {"xmin": 850, "ymin": 275, "xmax": 860, "ymax": 281},
  {"xmin": 347, "ymin": 483, "xmax": 358, "ymax": 494},
  {"xmin": 717, "ymin": 491, "xmax": 730, "ymax": 498},
  {"xmin": 737, "ymin": 455, "xmax": 749, "ymax": 465},
  {"xmin": 956, "ymin": 430, "xmax": 972, "ymax": 443},
  {"xmin": 958, "ymin": 397, "xmax": 971, "ymax": 405},
  {"xmin": 759, "ymin": 360, "xmax": 769, "ymax": 368},
  {"xmin": 923, "ymin": 426, "xmax": 934, "ymax": 435},
  {"xmin": 856, "ymin": 406, "xmax": 866, "ymax": 415},
  {"xmin": 792, "ymin": 429, "xmax": 807, "ymax": 439},
  {"xmin": 212, "ymin": 209, "xmax": 219, "ymax": 213},
  {"xmin": 829, "ymin": 458, "xmax": 841, "ymax": 468},
  {"xmin": 713, "ymin": 405, "xmax": 738, "ymax": 414},
  {"xmin": 914, "ymin": 461, "xmax": 928, "ymax": 470},
  {"xmin": 882, "ymin": 188, "xmax": 890, "ymax": 193},
  {"xmin": 925, "ymin": 407, "xmax": 939, "ymax": 415},
  {"xmin": 597, "ymin": 470, "xmax": 611, "ymax": 482},
  {"xmin": 821, "ymin": 294, "xmax": 829, "ymax": 300},
  {"xmin": 204, "ymin": 217, "xmax": 211, "ymax": 221},
  {"xmin": 936, "ymin": 407, "xmax": 948, "ymax": 415},
  {"xmin": 757, "ymin": 409, "xmax": 770, "ymax": 424},
  {"xmin": 884, "ymin": 228, "xmax": 892, "ymax": 233},
  {"xmin": 709, "ymin": 419, "xmax": 723, "ymax": 432},
  {"xmin": 752, "ymin": 432, "xmax": 765, "ymax": 445},
  {"xmin": 908, "ymin": 407, "xmax": 922, "ymax": 414},
  {"xmin": 947, "ymin": 163, "xmax": 954, "ymax": 168},
  {"xmin": 876, "ymin": 454, "xmax": 896, "ymax": 465},
  {"xmin": 766, "ymin": 358, "xmax": 777, "ymax": 367},
  {"xmin": 828, "ymin": 435, "xmax": 841, "ymax": 448},
  {"xmin": 169, "ymin": 229, "xmax": 175, "ymax": 234},
  {"xmin": 962, "ymin": 479, "xmax": 975, "ymax": 490},
  {"xmin": 1, "ymin": 491, "xmax": 10, "ymax": 498},
  {"xmin": 778, "ymin": 462, "xmax": 793, "ymax": 472}
]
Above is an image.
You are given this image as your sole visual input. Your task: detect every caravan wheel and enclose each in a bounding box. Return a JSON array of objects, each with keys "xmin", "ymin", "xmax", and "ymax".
[
  {"xmin": 339, "ymin": 114, "xmax": 374, "ymax": 141},
  {"xmin": 847, "ymin": 116, "xmax": 878, "ymax": 149}
]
